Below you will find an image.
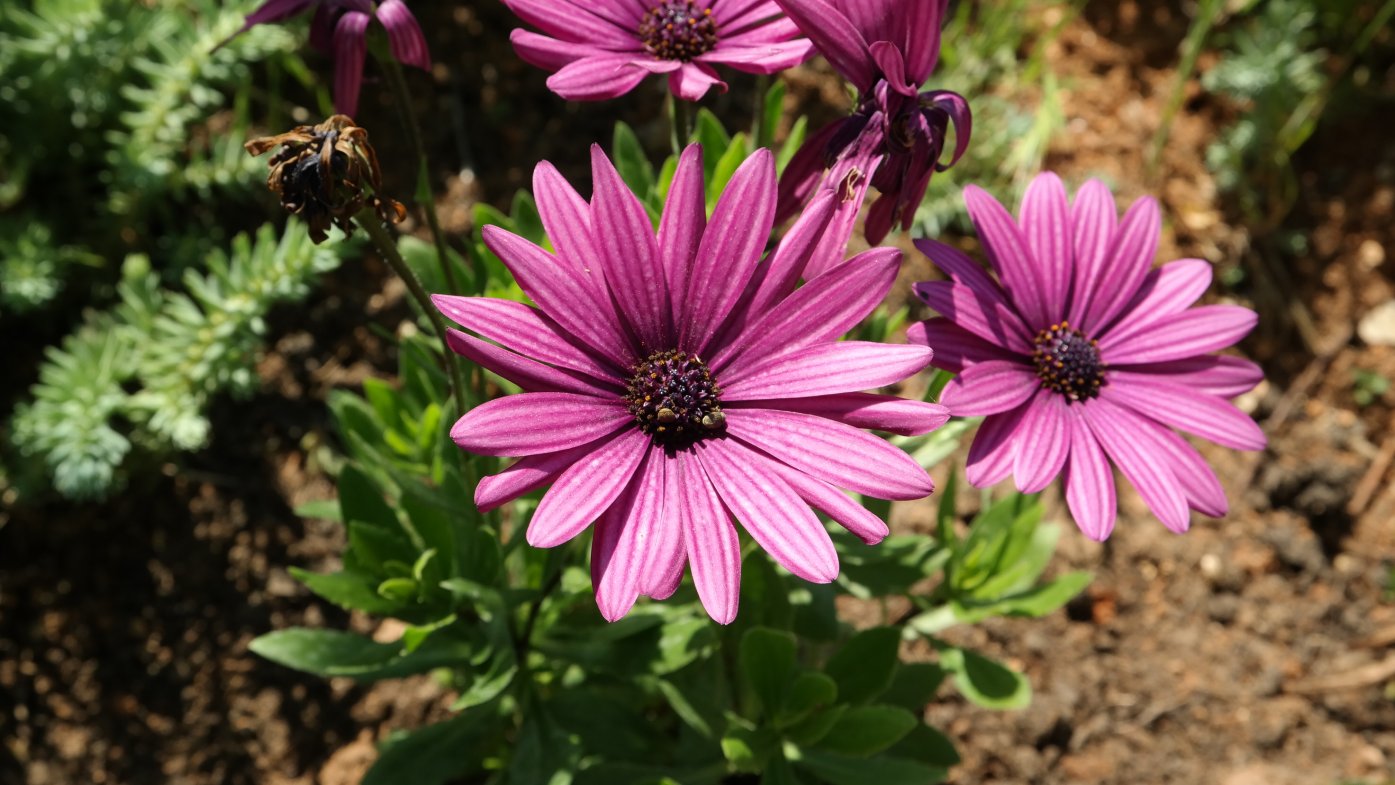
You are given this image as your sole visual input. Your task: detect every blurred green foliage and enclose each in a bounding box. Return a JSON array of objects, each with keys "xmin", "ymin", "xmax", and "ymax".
[{"xmin": 0, "ymin": 0, "xmax": 346, "ymax": 499}]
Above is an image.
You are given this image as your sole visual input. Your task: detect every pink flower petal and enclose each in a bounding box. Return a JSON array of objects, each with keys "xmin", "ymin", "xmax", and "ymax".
[
  {"xmin": 914, "ymin": 280, "xmax": 1033, "ymax": 354},
  {"xmin": 775, "ymin": 120, "xmax": 846, "ymax": 226},
  {"xmin": 431, "ymin": 295, "xmax": 621, "ymax": 381},
  {"xmin": 908, "ymin": 318, "xmax": 1019, "ymax": 374},
  {"xmin": 1063, "ymin": 410, "xmax": 1117, "ymax": 540},
  {"xmin": 331, "ymin": 11, "xmax": 370, "ymax": 116},
  {"xmin": 474, "ymin": 439, "xmax": 603, "ymax": 512},
  {"xmin": 377, "ymin": 0, "xmax": 431, "ymax": 70},
  {"xmin": 913, "ymin": 237, "xmax": 1012, "ymax": 306},
  {"xmin": 590, "ymin": 145, "xmax": 669, "ymax": 349},
  {"xmin": 1110, "ymin": 355, "xmax": 1263, "ymax": 398},
  {"xmin": 481, "ymin": 226, "xmax": 635, "ymax": 368},
  {"xmin": 1019, "ymin": 172, "xmax": 1072, "ymax": 317},
  {"xmin": 965, "ymin": 407, "xmax": 1029, "ymax": 488},
  {"xmin": 725, "ymin": 408, "xmax": 934, "ymax": 500},
  {"xmin": 963, "ymin": 184, "xmax": 1051, "ymax": 329},
  {"xmin": 740, "ymin": 392, "xmax": 949, "ymax": 436},
  {"xmin": 1013, "ymin": 390, "xmax": 1072, "ymax": 494},
  {"xmin": 698, "ymin": 40, "xmax": 815, "ymax": 73},
  {"xmin": 1079, "ymin": 398, "xmax": 1190, "ymax": 533},
  {"xmin": 1082, "ymin": 195, "xmax": 1160, "ymax": 333},
  {"xmin": 1098, "ymin": 258, "xmax": 1213, "ymax": 343},
  {"xmin": 1065, "ymin": 179, "xmax": 1118, "ymax": 328},
  {"xmin": 660, "ymin": 145, "xmax": 706, "ymax": 331},
  {"xmin": 769, "ymin": 0, "xmax": 874, "ymax": 89},
  {"xmin": 901, "ymin": 0, "xmax": 949, "ymax": 84},
  {"xmin": 696, "ymin": 439, "xmax": 839, "ymax": 583},
  {"xmin": 938, "ymin": 360, "xmax": 1039, "ymax": 417},
  {"xmin": 768, "ymin": 461, "xmax": 890, "ymax": 545},
  {"xmin": 1100, "ymin": 305, "xmax": 1258, "ymax": 365},
  {"xmin": 678, "ymin": 450, "xmax": 741, "ymax": 624},
  {"xmin": 547, "ymin": 55, "xmax": 649, "ymax": 100},
  {"xmin": 714, "ymin": 247, "xmax": 899, "ymax": 371},
  {"xmin": 528, "ymin": 429, "xmax": 648, "ymax": 548},
  {"xmin": 509, "ymin": 29, "xmax": 593, "ymax": 70},
  {"xmin": 1100, "ymin": 380, "xmax": 1266, "ymax": 451},
  {"xmin": 591, "ymin": 447, "xmax": 682, "ymax": 620},
  {"xmin": 668, "ymin": 62, "xmax": 727, "ymax": 100},
  {"xmin": 450, "ymin": 392, "xmax": 631, "ymax": 456},
  {"xmin": 739, "ymin": 188, "xmax": 839, "ymax": 322},
  {"xmin": 444, "ymin": 330, "xmax": 616, "ymax": 396},
  {"xmin": 721, "ymin": 341, "xmax": 933, "ymax": 400},
  {"xmin": 502, "ymin": 0, "xmax": 633, "ymax": 42},
  {"xmin": 681, "ymin": 149, "xmax": 776, "ymax": 354}
]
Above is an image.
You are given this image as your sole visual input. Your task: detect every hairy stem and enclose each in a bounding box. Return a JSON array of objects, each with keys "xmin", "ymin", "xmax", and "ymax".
[
  {"xmin": 380, "ymin": 54, "xmax": 465, "ymax": 295},
  {"xmin": 355, "ymin": 209, "xmax": 469, "ymax": 413}
]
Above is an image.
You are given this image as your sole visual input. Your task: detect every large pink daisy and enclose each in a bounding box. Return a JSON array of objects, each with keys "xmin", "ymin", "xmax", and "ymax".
[
  {"xmin": 434, "ymin": 145, "xmax": 946, "ymax": 623},
  {"xmin": 909, "ymin": 173, "xmax": 1266, "ymax": 540}
]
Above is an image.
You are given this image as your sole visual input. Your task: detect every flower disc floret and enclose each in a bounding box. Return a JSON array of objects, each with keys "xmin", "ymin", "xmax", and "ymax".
[
  {"xmin": 1032, "ymin": 322, "xmax": 1105, "ymax": 402},
  {"xmin": 639, "ymin": 1, "xmax": 718, "ymax": 61},
  {"xmin": 625, "ymin": 349, "xmax": 726, "ymax": 448}
]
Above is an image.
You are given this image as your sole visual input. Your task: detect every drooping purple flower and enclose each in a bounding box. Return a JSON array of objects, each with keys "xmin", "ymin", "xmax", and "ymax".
[
  {"xmin": 772, "ymin": 0, "xmax": 971, "ymax": 256},
  {"xmin": 502, "ymin": 0, "xmax": 814, "ymax": 101},
  {"xmin": 908, "ymin": 173, "xmax": 1266, "ymax": 540},
  {"xmin": 219, "ymin": 0, "xmax": 431, "ymax": 116},
  {"xmin": 434, "ymin": 145, "xmax": 947, "ymax": 623}
]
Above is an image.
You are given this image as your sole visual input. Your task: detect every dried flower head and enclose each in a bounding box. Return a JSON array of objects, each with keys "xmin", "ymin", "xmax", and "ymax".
[{"xmin": 245, "ymin": 115, "xmax": 405, "ymax": 243}]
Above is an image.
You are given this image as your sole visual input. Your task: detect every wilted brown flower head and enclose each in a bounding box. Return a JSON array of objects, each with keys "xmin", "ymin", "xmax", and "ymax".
[{"xmin": 245, "ymin": 115, "xmax": 406, "ymax": 244}]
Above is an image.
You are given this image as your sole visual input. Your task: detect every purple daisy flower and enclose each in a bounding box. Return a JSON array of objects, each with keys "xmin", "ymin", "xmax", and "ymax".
[
  {"xmin": 772, "ymin": 0, "xmax": 971, "ymax": 254},
  {"xmin": 433, "ymin": 145, "xmax": 947, "ymax": 623},
  {"xmin": 220, "ymin": 0, "xmax": 431, "ymax": 116},
  {"xmin": 502, "ymin": 0, "xmax": 814, "ymax": 101},
  {"xmin": 908, "ymin": 173, "xmax": 1266, "ymax": 540}
]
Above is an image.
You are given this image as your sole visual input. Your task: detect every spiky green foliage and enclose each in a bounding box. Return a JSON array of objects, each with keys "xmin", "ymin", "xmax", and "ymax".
[{"xmin": 11, "ymin": 224, "xmax": 341, "ymax": 499}]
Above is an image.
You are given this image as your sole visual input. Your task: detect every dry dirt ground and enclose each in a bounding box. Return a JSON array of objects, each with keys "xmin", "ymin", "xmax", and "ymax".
[{"xmin": 3, "ymin": 2, "xmax": 1395, "ymax": 784}]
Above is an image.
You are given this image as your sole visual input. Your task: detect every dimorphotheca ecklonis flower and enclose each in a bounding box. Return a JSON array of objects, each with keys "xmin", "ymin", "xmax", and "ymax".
[
  {"xmin": 772, "ymin": 0, "xmax": 971, "ymax": 255},
  {"xmin": 245, "ymin": 115, "xmax": 405, "ymax": 243},
  {"xmin": 910, "ymin": 173, "xmax": 1266, "ymax": 540},
  {"xmin": 434, "ymin": 145, "xmax": 948, "ymax": 623},
  {"xmin": 219, "ymin": 0, "xmax": 431, "ymax": 116},
  {"xmin": 502, "ymin": 0, "xmax": 814, "ymax": 101}
]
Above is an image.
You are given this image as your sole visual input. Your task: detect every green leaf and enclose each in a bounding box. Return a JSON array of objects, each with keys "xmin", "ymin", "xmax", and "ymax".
[
  {"xmin": 879, "ymin": 663, "xmax": 947, "ymax": 711},
  {"xmin": 885, "ymin": 724, "xmax": 960, "ymax": 768},
  {"xmin": 740, "ymin": 627, "xmax": 797, "ymax": 716},
  {"xmin": 510, "ymin": 701, "xmax": 579, "ymax": 785},
  {"xmin": 249, "ymin": 628, "xmax": 471, "ymax": 681},
  {"xmin": 722, "ymin": 724, "xmax": 778, "ymax": 772},
  {"xmin": 824, "ymin": 627, "xmax": 901, "ymax": 705},
  {"xmin": 783, "ymin": 705, "xmax": 846, "ymax": 748},
  {"xmin": 290, "ymin": 567, "xmax": 400, "ymax": 614},
  {"xmin": 922, "ymin": 571, "xmax": 1093, "ymax": 633},
  {"xmin": 613, "ymin": 121, "xmax": 657, "ymax": 202},
  {"xmin": 759, "ymin": 79, "xmax": 787, "ymax": 149},
  {"xmin": 338, "ymin": 464, "xmax": 399, "ymax": 531},
  {"xmin": 775, "ymin": 116, "xmax": 807, "ymax": 174},
  {"xmin": 777, "ymin": 672, "xmax": 837, "ymax": 728},
  {"xmin": 706, "ymin": 132, "xmax": 750, "ymax": 207},
  {"xmin": 293, "ymin": 498, "xmax": 341, "ymax": 522},
  {"xmin": 938, "ymin": 647, "xmax": 1031, "ymax": 709},
  {"xmin": 363, "ymin": 712, "xmax": 491, "ymax": 785},
  {"xmin": 816, "ymin": 705, "xmax": 919, "ymax": 757},
  {"xmin": 936, "ymin": 467, "xmax": 958, "ymax": 549},
  {"xmin": 794, "ymin": 750, "xmax": 945, "ymax": 785},
  {"xmin": 692, "ymin": 108, "xmax": 731, "ymax": 182},
  {"xmin": 377, "ymin": 576, "xmax": 418, "ymax": 602},
  {"xmin": 511, "ymin": 190, "xmax": 546, "ymax": 245}
]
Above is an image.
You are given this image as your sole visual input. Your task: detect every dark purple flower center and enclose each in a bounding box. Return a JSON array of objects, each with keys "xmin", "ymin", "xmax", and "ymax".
[
  {"xmin": 1032, "ymin": 322, "xmax": 1107, "ymax": 402},
  {"xmin": 639, "ymin": 1, "xmax": 717, "ymax": 62},
  {"xmin": 625, "ymin": 349, "xmax": 726, "ymax": 448}
]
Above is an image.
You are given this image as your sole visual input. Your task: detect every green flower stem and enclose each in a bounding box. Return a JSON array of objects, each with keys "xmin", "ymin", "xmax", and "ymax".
[
  {"xmin": 355, "ymin": 209, "xmax": 469, "ymax": 414},
  {"xmin": 379, "ymin": 53, "xmax": 465, "ymax": 295},
  {"xmin": 669, "ymin": 93, "xmax": 694, "ymax": 155}
]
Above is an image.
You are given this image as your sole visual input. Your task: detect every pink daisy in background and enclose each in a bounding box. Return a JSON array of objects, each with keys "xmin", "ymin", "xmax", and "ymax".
[
  {"xmin": 909, "ymin": 172, "xmax": 1266, "ymax": 540},
  {"xmin": 220, "ymin": 0, "xmax": 431, "ymax": 116},
  {"xmin": 502, "ymin": 0, "xmax": 813, "ymax": 101},
  {"xmin": 434, "ymin": 145, "xmax": 947, "ymax": 623}
]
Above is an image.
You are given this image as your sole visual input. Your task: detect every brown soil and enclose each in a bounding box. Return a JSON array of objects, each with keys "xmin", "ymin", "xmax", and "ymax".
[{"xmin": 4, "ymin": 2, "xmax": 1395, "ymax": 784}]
